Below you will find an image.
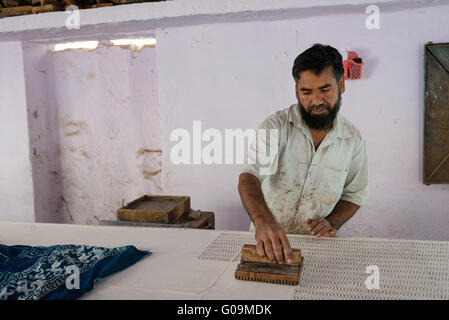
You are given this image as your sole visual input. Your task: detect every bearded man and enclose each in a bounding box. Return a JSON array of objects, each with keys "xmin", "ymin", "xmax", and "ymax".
[{"xmin": 238, "ymin": 44, "xmax": 369, "ymax": 263}]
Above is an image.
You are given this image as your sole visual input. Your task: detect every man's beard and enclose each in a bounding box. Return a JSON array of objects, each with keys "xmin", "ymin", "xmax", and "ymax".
[{"xmin": 299, "ymin": 94, "xmax": 341, "ymax": 131}]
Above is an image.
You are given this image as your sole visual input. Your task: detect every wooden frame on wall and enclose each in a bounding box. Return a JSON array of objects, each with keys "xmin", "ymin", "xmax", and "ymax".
[{"xmin": 423, "ymin": 42, "xmax": 449, "ymax": 184}]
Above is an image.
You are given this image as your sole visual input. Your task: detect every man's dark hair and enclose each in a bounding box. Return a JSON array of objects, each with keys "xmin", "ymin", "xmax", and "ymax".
[{"xmin": 292, "ymin": 44, "xmax": 344, "ymax": 83}]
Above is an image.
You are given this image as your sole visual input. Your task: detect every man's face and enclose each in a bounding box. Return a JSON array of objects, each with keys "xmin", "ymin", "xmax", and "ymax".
[{"xmin": 296, "ymin": 66, "xmax": 345, "ymax": 131}]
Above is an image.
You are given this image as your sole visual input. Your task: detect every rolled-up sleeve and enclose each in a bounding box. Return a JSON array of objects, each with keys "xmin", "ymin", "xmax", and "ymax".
[
  {"xmin": 241, "ymin": 116, "xmax": 281, "ymax": 184},
  {"xmin": 340, "ymin": 137, "xmax": 369, "ymax": 206}
]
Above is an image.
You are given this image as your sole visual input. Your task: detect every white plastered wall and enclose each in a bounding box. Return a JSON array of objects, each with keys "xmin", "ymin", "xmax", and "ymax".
[
  {"xmin": 0, "ymin": 41, "xmax": 35, "ymax": 222},
  {"xmin": 22, "ymin": 42, "xmax": 162, "ymax": 224}
]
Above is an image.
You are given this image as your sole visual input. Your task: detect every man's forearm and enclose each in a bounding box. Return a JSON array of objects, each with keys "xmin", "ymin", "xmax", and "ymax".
[
  {"xmin": 326, "ymin": 200, "xmax": 360, "ymax": 230},
  {"xmin": 238, "ymin": 173, "xmax": 275, "ymax": 225},
  {"xmin": 238, "ymin": 173, "xmax": 293, "ymax": 263}
]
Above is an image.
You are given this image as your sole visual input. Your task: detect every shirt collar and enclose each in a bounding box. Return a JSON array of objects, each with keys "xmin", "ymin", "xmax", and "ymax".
[{"xmin": 288, "ymin": 103, "xmax": 350, "ymax": 140}]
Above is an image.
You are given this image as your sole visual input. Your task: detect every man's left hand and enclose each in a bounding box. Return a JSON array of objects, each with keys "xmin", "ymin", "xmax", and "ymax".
[{"xmin": 306, "ymin": 218, "xmax": 336, "ymax": 237}]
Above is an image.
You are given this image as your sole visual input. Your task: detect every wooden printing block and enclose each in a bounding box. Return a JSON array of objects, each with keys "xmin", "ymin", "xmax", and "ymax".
[
  {"xmin": 100, "ymin": 210, "xmax": 215, "ymax": 230},
  {"xmin": 181, "ymin": 210, "xmax": 215, "ymax": 229},
  {"xmin": 235, "ymin": 244, "xmax": 304, "ymax": 286},
  {"xmin": 117, "ymin": 195, "xmax": 190, "ymax": 224}
]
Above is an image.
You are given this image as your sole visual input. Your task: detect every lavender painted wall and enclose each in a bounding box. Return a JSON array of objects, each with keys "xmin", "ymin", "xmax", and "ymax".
[{"xmin": 156, "ymin": 4, "xmax": 449, "ymax": 239}]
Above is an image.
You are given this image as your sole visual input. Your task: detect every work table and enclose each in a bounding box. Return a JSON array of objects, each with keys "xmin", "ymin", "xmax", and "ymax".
[{"xmin": 0, "ymin": 221, "xmax": 448, "ymax": 300}]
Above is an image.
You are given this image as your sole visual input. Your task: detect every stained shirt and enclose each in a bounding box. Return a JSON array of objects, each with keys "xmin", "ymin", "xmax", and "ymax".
[{"xmin": 242, "ymin": 103, "xmax": 369, "ymax": 235}]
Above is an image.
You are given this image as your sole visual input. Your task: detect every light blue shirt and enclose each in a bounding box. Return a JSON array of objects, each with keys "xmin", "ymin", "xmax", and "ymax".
[{"xmin": 242, "ymin": 104, "xmax": 369, "ymax": 234}]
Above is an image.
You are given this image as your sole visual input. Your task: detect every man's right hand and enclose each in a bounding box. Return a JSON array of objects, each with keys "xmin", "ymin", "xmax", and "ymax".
[
  {"xmin": 254, "ymin": 217, "xmax": 292, "ymax": 264},
  {"xmin": 238, "ymin": 173, "xmax": 292, "ymax": 264}
]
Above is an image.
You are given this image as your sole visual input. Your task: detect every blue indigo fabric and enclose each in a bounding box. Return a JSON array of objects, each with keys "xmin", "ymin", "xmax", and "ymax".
[{"xmin": 0, "ymin": 244, "xmax": 150, "ymax": 300}]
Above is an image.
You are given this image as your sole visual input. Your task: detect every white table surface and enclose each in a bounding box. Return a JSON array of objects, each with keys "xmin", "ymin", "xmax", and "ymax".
[{"xmin": 1, "ymin": 222, "xmax": 448, "ymax": 300}]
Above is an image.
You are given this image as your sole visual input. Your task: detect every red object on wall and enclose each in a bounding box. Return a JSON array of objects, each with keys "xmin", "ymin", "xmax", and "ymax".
[{"xmin": 343, "ymin": 51, "xmax": 363, "ymax": 80}]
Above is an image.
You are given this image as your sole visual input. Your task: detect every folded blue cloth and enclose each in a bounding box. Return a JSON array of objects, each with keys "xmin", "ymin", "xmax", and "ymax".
[{"xmin": 0, "ymin": 244, "xmax": 151, "ymax": 300}]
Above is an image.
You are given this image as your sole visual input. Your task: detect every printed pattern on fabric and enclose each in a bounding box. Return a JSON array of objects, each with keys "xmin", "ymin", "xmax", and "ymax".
[{"xmin": 0, "ymin": 244, "xmax": 142, "ymax": 300}]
